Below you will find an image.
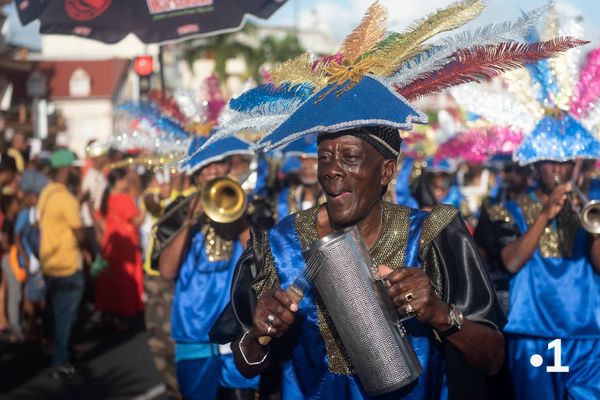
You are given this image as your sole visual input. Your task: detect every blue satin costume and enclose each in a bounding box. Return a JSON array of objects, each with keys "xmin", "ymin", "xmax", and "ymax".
[
  {"xmin": 394, "ymin": 158, "xmax": 419, "ymax": 208},
  {"xmin": 277, "ymin": 186, "xmax": 293, "ymax": 221},
  {"xmin": 264, "ymin": 206, "xmax": 447, "ymax": 399},
  {"xmin": 393, "ymin": 158, "xmax": 463, "ymax": 209},
  {"xmin": 171, "ymin": 228, "xmax": 259, "ymax": 399},
  {"xmin": 502, "ymin": 193, "xmax": 600, "ymax": 400}
]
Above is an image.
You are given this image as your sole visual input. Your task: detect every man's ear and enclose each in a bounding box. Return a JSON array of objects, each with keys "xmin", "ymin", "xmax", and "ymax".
[{"xmin": 380, "ymin": 159, "xmax": 397, "ymax": 186}]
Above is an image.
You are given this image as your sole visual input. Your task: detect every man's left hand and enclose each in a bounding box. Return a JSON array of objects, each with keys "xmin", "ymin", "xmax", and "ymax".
[{"xmin": 378, "ymin": 265, "xmax": 450, "ymax": 330}]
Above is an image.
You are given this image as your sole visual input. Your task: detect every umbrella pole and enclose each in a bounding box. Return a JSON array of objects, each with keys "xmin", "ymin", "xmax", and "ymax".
[{"xmin": 158, "ymin": 45, "xmax": 166, "ymax": 92}]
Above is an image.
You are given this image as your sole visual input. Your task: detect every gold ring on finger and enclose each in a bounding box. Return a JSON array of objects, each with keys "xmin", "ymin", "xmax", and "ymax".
[
  {"xmin": 267, "ymin": 313, "xmax": 276, "ymax": 323},
  {"xmin": 404, "ymin": 292, "xmax": 414, "ymax": 302}
]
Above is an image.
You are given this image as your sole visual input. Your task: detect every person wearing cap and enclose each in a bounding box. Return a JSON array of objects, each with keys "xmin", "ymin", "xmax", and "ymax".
[
  {"xmin": 37, "ymin": 149, "xmax": 86, "ymax": 378},
  {"xmin": 206, "ymin": 1, "xmax": 582, "ymax": 396},
  {"xmin": 411, "ymin": 159, "xmax": 466, "ymax": 210}
]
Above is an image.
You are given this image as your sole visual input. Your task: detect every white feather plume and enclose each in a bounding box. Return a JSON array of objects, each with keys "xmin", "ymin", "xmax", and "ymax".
[
  {"xmin": 450, "ymin": 84, "xmax": 536, "ymax": 132},
  {"xmin": 386, "ymin": 4, "xmax": 550, "ymax": 89}
]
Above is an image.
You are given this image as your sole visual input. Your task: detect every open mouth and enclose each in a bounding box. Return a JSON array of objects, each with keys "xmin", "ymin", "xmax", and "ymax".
[{"xmin": 327, "ymin": 190, "xmax": 351, "ymax": 199}]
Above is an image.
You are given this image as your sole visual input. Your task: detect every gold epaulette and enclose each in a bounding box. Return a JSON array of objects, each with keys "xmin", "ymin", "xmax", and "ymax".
[
  {"xmin": 486, "ymin": 203, "xmax": 514, "ymax": 224},
  {"xmin": 419, "ymin": 204, "xmax": 460, "ymax": 255}
]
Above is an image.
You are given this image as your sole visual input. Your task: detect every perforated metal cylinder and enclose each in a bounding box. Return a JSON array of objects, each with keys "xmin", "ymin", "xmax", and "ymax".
[{"xmin": 302, "ymin": 227, "xmax": 422, "ymax": 396}]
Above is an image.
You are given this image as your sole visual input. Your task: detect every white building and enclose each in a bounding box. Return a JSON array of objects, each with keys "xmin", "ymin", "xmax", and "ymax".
[{"xmin": 37, "ymin": 58, "xmax": 133, "ymax": 155}]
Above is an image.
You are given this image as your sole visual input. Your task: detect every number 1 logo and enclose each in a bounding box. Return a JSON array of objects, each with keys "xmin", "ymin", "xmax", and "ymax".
[{"xmin": 546, "ymin": 338, "xmax": 569, "ymax": 373}]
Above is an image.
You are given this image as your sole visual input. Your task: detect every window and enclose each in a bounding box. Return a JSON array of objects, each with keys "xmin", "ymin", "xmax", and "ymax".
[{"xmin": 69, "ymin": 68, "xmax": 91, "ymax": 97}]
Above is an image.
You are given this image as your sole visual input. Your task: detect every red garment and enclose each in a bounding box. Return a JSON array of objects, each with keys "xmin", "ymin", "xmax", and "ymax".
[{"xmin": 95, "ymin": 193, "xmax": 144, "ymax": 316}]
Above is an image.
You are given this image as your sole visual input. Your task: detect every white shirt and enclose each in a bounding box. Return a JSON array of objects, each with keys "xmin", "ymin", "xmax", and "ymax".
[{"xmin": 81, "ymin": 167, "xmax": 107, "ymax": 227}]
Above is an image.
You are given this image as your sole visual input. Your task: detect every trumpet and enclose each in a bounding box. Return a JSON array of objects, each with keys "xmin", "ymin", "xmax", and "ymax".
[
  {"xmin": 568, "ymin": 184, "xmax": 600, "ymax": 234},
  {"xmin": 200, "ymin": 176, "xmax": 247, "ymax": 224},
  {"xmin": 554, "ymin": 170, "xmax": 600, "ymax": 234},
  {"xmin": 151, "ymin": 175, "xmax": 248, "ymax": 255}
]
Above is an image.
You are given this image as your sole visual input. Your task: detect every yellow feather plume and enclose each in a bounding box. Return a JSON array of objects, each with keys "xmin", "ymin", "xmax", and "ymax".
[
  {"xmin": 269, "ymin": 53, "xmax": 328, "ymax": 91},
  {"xmin": 370, "ymin": 0, "xmax": 486, "ymax": 76},
  {"xmin": 339, "ymin": 1, "xmax": 388, "ymax": 62}
]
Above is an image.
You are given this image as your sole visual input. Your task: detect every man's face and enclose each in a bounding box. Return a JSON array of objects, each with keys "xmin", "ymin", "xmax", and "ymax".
[
  {"xmin": 300, "ymin": 157, "xmax": 318, "ymax": 186},
  {"xmin": 536, "ymin": 161, "xmax": 574, "ymax": 192},
  {"xmin": 196, "ymin": 160, "xmax": 230, "ymax": 185},
  {"xmin": 24, "ymin": 192, "xmax": 37, "ymax": 208},
  {"xmin": 92, "ymin": 154, "xmax": 108, "ymax": 169},
  {"xmin": 228, "ymin": 154, "xmax": 251, "ymax": 179},
  {"xmin": 12, "ymin": 133, "xmax": 27, "ymax": 151},
  {"xmin": 427, "ymin": 173, "xmax": 451, "ymax": 203},
  {"xmin": 502, "ymin": 163, "xmax": 530, "ymax": 192},
  {"xmin": 317, "ymin": 135, "xmax": 395, "ymax": 227}
]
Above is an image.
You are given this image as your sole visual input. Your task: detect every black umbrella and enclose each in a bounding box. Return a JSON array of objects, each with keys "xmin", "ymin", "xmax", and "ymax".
[{"xmin": 15, "ymin": 0, "xmax": 288, "ymax": 44}]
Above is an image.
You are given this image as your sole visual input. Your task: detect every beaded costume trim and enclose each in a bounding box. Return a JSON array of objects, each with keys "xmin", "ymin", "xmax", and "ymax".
[
  {"xmin": 517, "ymin": 195, "xmax": 576, "ymax": 258},
  {"xmin": 251, "ymin": 229, "xmax": 280, "ymax": 299},
  {"xmin": 201, "ymin": 224, "xmax": 234, "ymax": 262},
  {"xmin": 486, "ymin": 203, "xmax": 514, "ymax": 224}
]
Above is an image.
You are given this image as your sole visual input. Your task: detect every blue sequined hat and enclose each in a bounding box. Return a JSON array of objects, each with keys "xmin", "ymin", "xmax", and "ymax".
[
  {"xmin": 281, "ymin": 155, "xmax": 302, "ymax": 175},
  {"xmin": 255, "ymin": 77, "xmax": 426, "ymax": 152},
  {"xmin": 280, "ymin": 134, "xmax": 318, "ymax": 158},
  {"xmin": 199, "ymin": 1, "xmax": 580, "ymax": 156},
  {"xmin": 426, "ymin": 157, "xmax": 458, "ymax": 174},
  {"xmin": 180, "ymin": 132, "xmax": 253, "ymax": 175},
  {"xmin": 514, "ymin": 113, "xmax": 600, "ymax": 165},
  {"xmin": 485, "ymin": 153, "xmax": 515, "ymax": 169}
]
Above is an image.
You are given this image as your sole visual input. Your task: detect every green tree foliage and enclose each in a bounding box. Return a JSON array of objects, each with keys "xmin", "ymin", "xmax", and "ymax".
[{"xmin": 182, "ymin": 23, "xmax": 304, "ymax": 84}]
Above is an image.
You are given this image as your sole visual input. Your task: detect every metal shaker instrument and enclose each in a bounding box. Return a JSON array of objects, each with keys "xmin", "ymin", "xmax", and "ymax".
[{"xmin": 302, "ymin": 226, "xmax": 422, "ymax": 396}]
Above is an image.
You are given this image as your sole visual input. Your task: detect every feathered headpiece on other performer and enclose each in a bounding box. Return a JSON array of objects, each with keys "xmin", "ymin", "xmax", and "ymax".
[
  {"xmin": 450, "ymin": 5, "xmax": 600, "ymax": 165},
  {"xmin": 199, "ymin": 0, "xmax": 586, "ymax": 155},
  {"xmin": 109, "ymin": 75, "xmax": 252, "ymax": 172}
]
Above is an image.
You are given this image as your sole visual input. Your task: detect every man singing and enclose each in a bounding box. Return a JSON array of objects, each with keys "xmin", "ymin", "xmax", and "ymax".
[
  {"xmin": 205, "ymin": 2, "xmax": 581, "ymax": 398},
  {"xmin": 229, "ymin": 126, "xmax": 505, "ymax": 399}
]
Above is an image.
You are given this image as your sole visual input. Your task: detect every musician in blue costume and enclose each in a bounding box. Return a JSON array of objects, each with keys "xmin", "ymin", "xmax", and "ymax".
[
  {"xmin": 275, "ymin": 135, "xmax": 325, "ymax": 221},
  {"xmin": 229, "ymin": 124, "xmax": 506, "ymax": 399},
  {"xmin": 413, "ymin": 159, "xmax": 467, "ymax": 209},
  {"xmin": 159, "ymin": 134, "xmax": 259, "ymax": 400},
  {"xmin": 391, "ymin": 156, "xmax": 419, "ymax": 208},
  {"xmin": 204, "ymin": 2, "xmax": 581, "ymax": 397},
  {"xmin": 481, "ymin": 114, "xmax": 600, "ymax": 400}
]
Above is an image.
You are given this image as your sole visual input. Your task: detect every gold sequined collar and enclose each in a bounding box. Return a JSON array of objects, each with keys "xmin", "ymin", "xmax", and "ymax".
[{"xmin": 517, "ymin": 193, "xmax": 576, "ymax": 258}]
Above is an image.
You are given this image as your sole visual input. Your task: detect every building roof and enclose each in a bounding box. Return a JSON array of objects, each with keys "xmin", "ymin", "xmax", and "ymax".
[{"xmin": 36, "ymin": 58, "xmax": 129, "ymax": 100}]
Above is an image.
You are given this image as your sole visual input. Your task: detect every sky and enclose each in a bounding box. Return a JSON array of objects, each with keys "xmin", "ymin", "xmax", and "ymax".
[{"xmin": 263, "ymin": 0, "xmax": 600, "ymax": 51}]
